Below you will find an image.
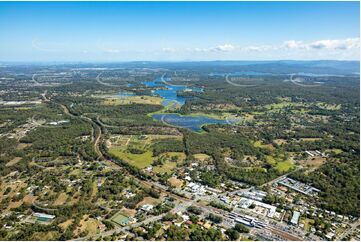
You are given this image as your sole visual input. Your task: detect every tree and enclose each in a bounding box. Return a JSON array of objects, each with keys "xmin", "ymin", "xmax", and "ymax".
[
  {"xmin": 226, "ymin": 228, "xmax": 240, "ymax": 240},
  {"xmin": 235, "ymin": 223, "xmax": 250, "ymax": 233}
]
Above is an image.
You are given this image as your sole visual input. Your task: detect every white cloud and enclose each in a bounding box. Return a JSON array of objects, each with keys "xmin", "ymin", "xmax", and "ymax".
[
  {"xmin": 309, "ymin": 38, "xmax": 359, "ymax": 50},
  {"xmin": 191, "ymin": 44, "xmax": 238, "ymax": 53},
  {"xmin": 211, "ymin": 44, "xmax": 236, "ymax": 52},
  {"xmin": 242, "ymin": 45, "xmax": 274, "ymax": 52},
  {"xmin": 283, "ymin": 40, "xmax": 305, "ymax": 49},
  {"xmin": 284, "ymin": 38, "xmax": 359, "ymax": 50}
]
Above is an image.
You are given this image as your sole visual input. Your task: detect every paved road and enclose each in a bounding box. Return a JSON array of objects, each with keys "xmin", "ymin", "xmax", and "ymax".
[
  {"xmin": 69, "ymin": 96, "xmax": 305, "ymax": 241},
  {"xmin": 59, "ymin": 104, "xmax": 102, "ymax": 160},
  {"xmin": 96, "ymin": 72, "xmax": 126, "ymax": 87}
]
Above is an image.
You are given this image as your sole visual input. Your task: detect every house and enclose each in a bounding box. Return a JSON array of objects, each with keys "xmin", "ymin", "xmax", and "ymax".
[{"xmin": 141, "ymin": 204, "xmax": 154, "ymax": 212}]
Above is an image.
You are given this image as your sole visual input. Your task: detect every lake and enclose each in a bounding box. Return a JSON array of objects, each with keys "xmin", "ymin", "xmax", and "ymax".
[
  {"xmin": 152, "ymin": 113, "xmax": 237, "ymax": 132},
  {"xmin": 143, "ymin": 77, "xmax": 203, "ymax": 106}
]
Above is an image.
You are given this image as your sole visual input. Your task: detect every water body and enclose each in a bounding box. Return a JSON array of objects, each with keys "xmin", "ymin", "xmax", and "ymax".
[
  {"xmin": 152, "ymin": 113, "xmax": 235, "ymax": 132},
  {"xmin": 143, "ymin": 78, "xmax": 203, "ymax": 106}
]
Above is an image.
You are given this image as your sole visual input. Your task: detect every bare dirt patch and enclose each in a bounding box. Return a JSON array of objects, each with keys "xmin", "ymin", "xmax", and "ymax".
[
  {"xmin": 73, "ymin": 215, "xmax": 99, "ymax": 237},
  {"xmin": 136, "ymin": 196, "xmax": 160, "ymax": 208},
  {"xmin": 168, "ymin": 177, "xmax": 184, "ymax": 188},
  {"xmin": 299, "ymin": 157, "xmax": 326, "ymax": 169},
  {"xmin": 16, "ymin": 143, "xmax": 31, "ymax": 150},
  {"xmin": 58, "ymin": 219, "xmax": 74, "ymax": 230},
  {"xmin": 120, "ymin": 207, "xmax": 137, "ymax": 217},
  {"xmin": 6, "ymin": 157, "xmax": 21, "ymax": 167},
  {"xmin": 53, "ymin": 192, "xmax": 68, "ymax": 206}
]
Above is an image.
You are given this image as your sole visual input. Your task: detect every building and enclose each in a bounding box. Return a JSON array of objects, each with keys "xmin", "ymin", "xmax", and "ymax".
[
  {"xmin": 238, "ymin": 198, "xmax": 277, "ymax": 218},
  {"xmin": 141, "ymin": 204, "xmax": 154, "ymax": 212},
  {"xmin": 186, "ymin": 182, "xmax": 206, "ymax": 195},
  {"xmin": 239, "ymin": 189, "xmax": 267, "ymax": 201},
  {"xmin": 290, "ymin": 211, "xmax": 300, "ymax": 225},
  {"xmin": 33, "ymin": 212, "xmax": 55, "ymax": 222},
  {"xmin": 278, "ymin": 177, "xmax": 321, "ymax": 196}
]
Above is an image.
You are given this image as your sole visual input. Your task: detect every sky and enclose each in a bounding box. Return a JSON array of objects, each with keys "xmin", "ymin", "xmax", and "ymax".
[{"xmin": 0, "ymin": 1, "xmax": 359, "ymax": 61}]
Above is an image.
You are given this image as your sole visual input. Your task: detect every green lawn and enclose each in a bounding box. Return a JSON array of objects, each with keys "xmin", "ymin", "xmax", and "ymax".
[
  {"xmin": 109, "ymin": 149, "xmax": 153, "ymax": 168},
  {"xmin": 153, "ymin": 161, "xmax": 177, "ymax": 174},
  {"xmin": 266, "ymin": 155, "xmax": 294, "ymax": 172},
  {"xmin": 152, "ymin": 152, "xmax": 186, "ymax": 174},
  {"xmin": 275, "ymin": 160, "xmax": 294, "ymax": 172}
]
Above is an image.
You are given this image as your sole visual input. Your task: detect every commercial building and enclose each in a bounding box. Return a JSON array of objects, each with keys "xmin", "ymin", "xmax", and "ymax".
[
  {"xmin": 278, "ymin": 177, "xmax": 320, "ymax": 196},
  {"xmin": 290, "ymin": 211, "xmax": 301, "ymax": 225}
]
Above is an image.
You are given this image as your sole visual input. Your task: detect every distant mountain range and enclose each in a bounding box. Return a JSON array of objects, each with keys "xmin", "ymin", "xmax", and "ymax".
[{"xmin": 1, "ymin": 60, "xmax": 359, "ymax": 75}]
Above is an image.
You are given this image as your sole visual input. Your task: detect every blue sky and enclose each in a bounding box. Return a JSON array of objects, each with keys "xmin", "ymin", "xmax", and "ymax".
[{"xmin": 0, "ymin": 1, "xmax": 359, "ymax": 61}]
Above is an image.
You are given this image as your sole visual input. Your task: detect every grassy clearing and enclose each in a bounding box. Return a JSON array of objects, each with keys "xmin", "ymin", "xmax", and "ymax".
[
  {"xmin": 193, "ymin": 153, "xmax": 211, "ymax": 161},
  {"xmin": 30, "ymin": 231, "xmax": 58, "ymax": 241},
  {"xmin": 243, "ymin": 113, "xmax": 254, "ymax": 121},
  {"xmin": 300, "ymin": 138, "xmax": 322, "ymax": 142},
  {"xmin": 316, "ymin": 102, "xmax": 341, "ymax": 110},
  {"xmin": 299, "ymin": 157, "xmax": 326, "ymax": 168},
  {"xmin": 6, "ymin": 157, "xmax": 21, "ymax": 167},
  {"xmin": 103, "ymin": 95, "xmax": 163, "ymax": 105},
  {"xmin": 108, "ymin": 135, "xmax": 184, "ymax": 171},
  {"xmin": 109, "ymin": 134, "xmax": 182, "ymax": 151},
  {"xmin": 153, "ymin": 161, "xmax": 177, "ymax": 174},
  {"xmin": 266, "ymin": 155, "xmax": 294, "ymax": 172},
  {"xmin": 254, "ymin": 140, "xmax": 274, "ymax": 150},
  {"xmin": 58, "ymin": 219, "xmax": 73, "ymax": 230},
  {"xmin": 273, "ymin": 139, "xmax": 287, "ymax": 145},
  {"xmin": 74, "ymin": 215, "xmax": 99, "ymax": 236},
  {"xmin": 275, "ymin": 160, "xmax": 294, "ymax": 172},
  {"xmin": 53, "ymin": 192, "xmax": 68, "ymax": 206},
  {"xmin": 264, "ymin": 101, "xmax": 305, "ymax": 110},
  {"xmin": 152, "ymin": 152, "xmax": 186, "ymax": 174},
  {"xmin": 187, "ymin": 112, "xmax": 239, "ymax": 120},
  {"xmin": 69, "ymin": 169, "xmax": 81, "ymax": 176},
  {"xmin": 326, "ymin": 148, "xmax": 343, "ymax": 154},
  {"xmin": 109, "ymin": 149, "xmax": 153, "ymax": 169},
  {"xmin": 16, "ymin": 143, "xmax": 31, "ymax": 150},
  {"xmin": 91, "ymin": 180, "xmax": 98, "ymax": 198},
  {"xmin": 265, "ymin": 155, "xmax": 277, "ymax": 165}
]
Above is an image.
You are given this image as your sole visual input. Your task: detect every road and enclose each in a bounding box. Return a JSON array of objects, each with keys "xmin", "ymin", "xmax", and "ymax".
[
  {"xmin": 57, "ymin": 95, "xmax": 304, "ymax": 241},
  {"xmin": 96, "ymin": 72, "xmax": 126, "ymax": 87},
  {"xmin": 59, "ymin": 104, "xmax": 102, "ymax": 160},
  {"xmin": 75, "ymin": 201, "xmax": 190, "ymax": 241}
]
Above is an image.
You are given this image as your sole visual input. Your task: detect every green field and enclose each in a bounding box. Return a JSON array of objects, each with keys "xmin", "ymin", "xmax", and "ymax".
[
  {"xmin": 108, "ymin": 149, "xmax": 153, "ymax": 168},
  {"xmin": 275, "ymin": 160, "xmax": 294, "ymax": 172},
  {"xmin": 108, "ymin": 135, "xmax": 185, "ymax": 172},
  {"xmin": 265, "ymin": 155, "xmax": 294, "ymax": 172}
]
